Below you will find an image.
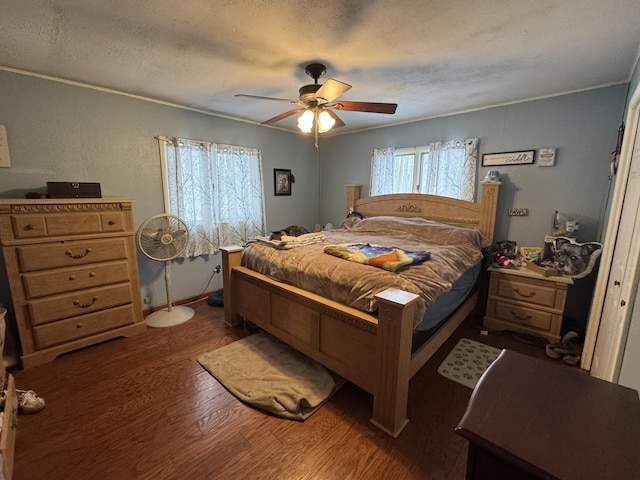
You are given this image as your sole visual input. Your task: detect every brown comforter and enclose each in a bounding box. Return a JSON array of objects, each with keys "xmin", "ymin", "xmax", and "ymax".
[{"xmin": 242, "ymin": 216, "xmax": 491, "ymax": 327}]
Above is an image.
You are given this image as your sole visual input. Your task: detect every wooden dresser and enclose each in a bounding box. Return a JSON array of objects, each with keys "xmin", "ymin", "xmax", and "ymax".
[
  {"xmin": 483, "ymin": 266, "xmax": 573, "ymax": 343},
  {"xmin": 456, "ymin": 350, "xmax": 640, "ymax": 480},
  {"xmin": 0, "ymin": 199, "xmax": 146, "ymax": 368}
]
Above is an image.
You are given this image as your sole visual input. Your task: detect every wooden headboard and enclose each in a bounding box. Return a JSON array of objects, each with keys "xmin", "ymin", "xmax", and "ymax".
[{"xmin": 345, "ymin": 182, "xmax": 501, "ymax": 242}]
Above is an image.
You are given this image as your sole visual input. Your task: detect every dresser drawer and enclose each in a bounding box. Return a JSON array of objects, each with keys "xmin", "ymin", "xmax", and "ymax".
[
  {"xmin": 491, "ymin": 299, "xmax": 553, "ymax": 331},
  {"xmin": 17, "ymin": 238, "xmax": 128, "ymax": 272},
  {"xmin": 494, "ymin": 277, "xmax": 559, "ymax": 309},
  {"xmin": 101, "ymin": 212, "xmax": 125, "ymax": 232},
  {"xmin": 22, "ymin": 260, "xmax": 131, "ymax": 299},
  {"xmin": 12, "ymin": 212, "xmax": 103, "ymax": 239},
  {"xmin": 33, "ymin": 304, "xmax": 137, "ymax": 349},
  {"xmin": 28, "ymin": 283, "xmax": 133, "ymax": 325}
]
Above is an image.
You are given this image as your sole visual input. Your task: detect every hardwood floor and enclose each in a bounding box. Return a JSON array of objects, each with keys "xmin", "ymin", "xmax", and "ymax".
[{"xmin": 10, "ymin": 300, "xmax": 555, "ymax": 480}]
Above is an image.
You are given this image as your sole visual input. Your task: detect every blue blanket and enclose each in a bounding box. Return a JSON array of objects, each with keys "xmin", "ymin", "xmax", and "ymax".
[{"xmin": 324, "ymin": 243, "xmax": 431, "ymax": 272}]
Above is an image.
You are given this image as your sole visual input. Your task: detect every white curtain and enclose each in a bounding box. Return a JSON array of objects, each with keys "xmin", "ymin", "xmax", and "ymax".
[
  {"xmin": 160, "ymin": 137, "xmax": 265, "ymax": 257},
  {"xmin": 370, "ymin": 147, "xmax": 396, "ymax": 195},
  {"xmin": 420, "ymin": 138, "xmax": 478, "ymax": 201},
  {"xmin": 370, "ymin": 138, "xmax": 478, "ymax": 201},
  {"xmin": 214, "ymin": 144, "xmax": 266, "ymax": 248}
]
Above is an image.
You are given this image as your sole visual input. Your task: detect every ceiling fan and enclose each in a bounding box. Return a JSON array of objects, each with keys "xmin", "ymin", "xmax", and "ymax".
[{"xmin": 235, "ymin": 63, "xmax": 397, "ymax": 146}]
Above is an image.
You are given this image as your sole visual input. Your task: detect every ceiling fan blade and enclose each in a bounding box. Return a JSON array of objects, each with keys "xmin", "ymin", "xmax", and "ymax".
[
  {"xmin": 325, "ymin": 109, "xmax": 345, "ymax": 128},
  {"xmin": 262, "ymin": 108, "xmax": 306, "ymax": 125},
  {"xmin": 329, "ymin": 101, "xmax": 397, "ymax": 114},
  {"xmin": 235, "ymin": 94, "xmax": 302, "ymax": 105},
  {"xmin": 314, "ymin": 78, "xmax": 352, "ymax": 104}
]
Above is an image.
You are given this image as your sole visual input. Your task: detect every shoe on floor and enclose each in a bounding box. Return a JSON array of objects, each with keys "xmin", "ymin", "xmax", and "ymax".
[
  {"xmin": 546, "ymin": 330, "xmax": 582, "ymax": 359},
  {"xmin": 17, "ymin": 389, "xmax": 45, "ymax": 414},
  {"xmin": 563, "ymin": 354, "xmax": 582, "ymax": 366}
]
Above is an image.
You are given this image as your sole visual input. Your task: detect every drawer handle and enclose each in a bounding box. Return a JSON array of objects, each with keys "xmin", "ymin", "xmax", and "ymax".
[
  {"xmin": 510, "ymin": 310, "xmax": 533, "ymax": 321},
  {"xmin": 513, "ymin": 288, "xmax": 536, "ymax": 298},
  {"xmin": 76, "ymin": 323, "xmax": 84, "ymax": 329},
  {"xmin": 25, "ymin": 224, "xmax": 36, "ymax": 231},
  {"xmin": 69, "ymin": 275, "xmax": 76, "ymax": 280},
  {"xmin": 74, "ymin": 296, "xmax": 98, "ymax": 308},
  {"xmin": 108, "ymin": 220, "xmax": 116, "ymax": 226},
  {"xmin": 89, "ymin": 271, "xmax": 96, "ymax": 277},
  {"xmin": 65, "ymin": 247, "xmax": 93, "ymax": 259}
]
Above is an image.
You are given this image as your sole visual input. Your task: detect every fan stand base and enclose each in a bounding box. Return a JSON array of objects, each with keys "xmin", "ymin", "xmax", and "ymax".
[{"xmin": 145, "ymin": 305, "xmax": 195, "ymax": 328}]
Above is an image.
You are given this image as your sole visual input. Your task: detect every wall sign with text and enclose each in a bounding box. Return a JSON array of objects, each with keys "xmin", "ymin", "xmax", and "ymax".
[{"xmin": 482, "ymin": 150, "xmax": 534, "ymax": 166}]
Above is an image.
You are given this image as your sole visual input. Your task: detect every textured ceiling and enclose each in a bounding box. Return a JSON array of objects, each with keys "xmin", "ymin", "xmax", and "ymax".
[{"xmin": 1, "ymin": 0, "xmax": 640, "ymax": 134}]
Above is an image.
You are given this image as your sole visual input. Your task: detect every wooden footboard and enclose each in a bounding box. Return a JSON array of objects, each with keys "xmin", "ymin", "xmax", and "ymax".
[{"xmin": 222, "ymin": 247, "xmax": 420, "ymax": 437}]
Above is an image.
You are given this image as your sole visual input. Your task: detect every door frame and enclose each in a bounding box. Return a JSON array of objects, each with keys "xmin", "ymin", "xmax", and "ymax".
[{"xmin": 582, "ymin": 84, "xmax": 640, "ymax": 377}]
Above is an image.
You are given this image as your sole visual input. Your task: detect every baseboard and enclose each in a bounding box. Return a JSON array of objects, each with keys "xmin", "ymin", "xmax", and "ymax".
[{"xmin": 143, "ymin": 291, "xmax": 214, "ymax": 316}]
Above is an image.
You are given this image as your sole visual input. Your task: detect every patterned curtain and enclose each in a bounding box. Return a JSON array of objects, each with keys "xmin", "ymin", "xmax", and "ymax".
[
  {"xmin": 370, "ymin": 147, "xmax": 396, "ymax": 195},
  {"xmin": 214, "ymin": 144, "xmax": 266, "ymax": 248},
  {"xmin": 371, "ymin": 138, "xmax": 478, "ymax": 201},
  {"xmin": 420, "ymin": 138, "xmax": 478, "ymax": 201},
  {"xmin": 160, "ymin": 137, "xmax": 265, "ymax": 257}
]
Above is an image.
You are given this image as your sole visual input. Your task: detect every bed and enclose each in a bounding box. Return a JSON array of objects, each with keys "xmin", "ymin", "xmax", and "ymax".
[{"xmin": 221, "ymin": 182, "xmax": 500, "ymax": 437}]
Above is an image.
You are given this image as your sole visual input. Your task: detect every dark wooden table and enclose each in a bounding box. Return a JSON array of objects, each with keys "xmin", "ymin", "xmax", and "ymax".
[{"xmin": 455, "ymin": 349, "xmax": 640, "ymax": 480}]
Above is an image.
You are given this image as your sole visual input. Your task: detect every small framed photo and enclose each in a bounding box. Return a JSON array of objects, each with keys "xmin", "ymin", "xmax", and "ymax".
[
  {"xmin": 274, "ymin": 168, "xmax": 292, "ymax": 196},
  {"xmin": 537, "ymin": 147, "xmax": 557, "ymax": 167},
  {"xmin": 482, "ymin": 150, "xmax": 535, "ymax": 167}
]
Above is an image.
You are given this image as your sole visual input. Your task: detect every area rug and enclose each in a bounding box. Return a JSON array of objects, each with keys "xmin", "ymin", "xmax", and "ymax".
[
  {"xmin": 197, "ymin": 331, "xmax": 344, "ymax": 421},
  {"xmin": 437, "ymin": 338, "xmax": 502, "ymax": 389}
]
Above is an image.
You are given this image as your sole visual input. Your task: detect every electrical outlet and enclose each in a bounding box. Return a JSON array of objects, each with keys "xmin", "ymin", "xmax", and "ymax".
[
  {"xmin": 215, "ymin": 264, "xmax": 221, "ymax": 273},
  {"xmin": 143, "ymin": 296, "xmax": 152, "ymax": 304},
  {"xmin": 509, "ymin": 208, "xmax": 529, "ymax": 216}
]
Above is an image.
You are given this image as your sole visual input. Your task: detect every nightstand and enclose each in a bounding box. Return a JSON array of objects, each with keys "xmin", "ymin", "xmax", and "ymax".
[{"xmin": 483, "ymin": 266, "xmax": 573, "ymax": 343}]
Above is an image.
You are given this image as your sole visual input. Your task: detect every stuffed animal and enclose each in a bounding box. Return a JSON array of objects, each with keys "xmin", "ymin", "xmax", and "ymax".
[{"xmin": 493, "ymin": 252, "xmax": 517, "ymax": 268}]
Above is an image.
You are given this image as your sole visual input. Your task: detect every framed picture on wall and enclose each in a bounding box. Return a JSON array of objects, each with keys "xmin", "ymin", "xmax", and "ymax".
[
  {"xmin": 274, "ymin": 168, "xmax": 292, "ymax": 196},
  {"xmin": 482, "ymin": 150, "xmax": 535, "ymax": 166}
]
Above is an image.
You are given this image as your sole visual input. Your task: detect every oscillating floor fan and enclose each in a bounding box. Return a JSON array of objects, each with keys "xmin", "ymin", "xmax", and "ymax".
[{"xmin": 136, "ymin": 213, "xmax": 194, "ymax": 328}]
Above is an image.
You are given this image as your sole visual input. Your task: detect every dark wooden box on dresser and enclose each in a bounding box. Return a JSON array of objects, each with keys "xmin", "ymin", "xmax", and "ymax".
[{"xmin": 0, "ymin": 199, "xmax": 146, "ymax": 368}]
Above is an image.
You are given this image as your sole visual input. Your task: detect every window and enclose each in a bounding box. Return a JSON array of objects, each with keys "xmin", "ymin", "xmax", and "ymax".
[
  {"xmin": 370, "ymin": 138, "xmax": 478, "ymax": 201},
  {"xmin": 159, "ymin": 137, "xmax": 265, "ymax": 257}
]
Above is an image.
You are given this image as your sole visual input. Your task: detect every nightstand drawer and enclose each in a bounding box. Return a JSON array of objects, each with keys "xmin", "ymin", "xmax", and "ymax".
[
  {"xmin": 494, "ymin": 277, "xmax": 559, "ymax": 309},
  {"xmin": 17, "ymin": 238, "xmax": 128, "ymax": 272},
  {"xmin": 33, "ymin": 304, "xmax": 137, "ymax": 348},
  {"xmin": 22, "ymin": 260, "xmax": 131, "ymax": 298},
  {"xmin": 491, "ymin": 299, "xmax": 553, "ymax": 331}
]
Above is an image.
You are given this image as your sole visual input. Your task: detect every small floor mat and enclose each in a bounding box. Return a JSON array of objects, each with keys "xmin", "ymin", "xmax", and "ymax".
[
  {"xmin": 197, "ymin": 332, "xmax": 344, "ymax": 421},
  {"xmin": 437, "ymin": 338, "xmax": 502, "ymax": 389}
]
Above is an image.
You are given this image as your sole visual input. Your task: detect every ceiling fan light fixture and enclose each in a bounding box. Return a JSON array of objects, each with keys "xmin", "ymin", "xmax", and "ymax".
[
  {"xmin": 317, "ymin": 110, "xmax": 335, "ymax": 133},
  {"xmin": 236, "ymin": 63, "xmax": 397, "ymax": 138},
  {"xmin": 297, "ymin": 109, "xmax": 314, "ymax": 133}
]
